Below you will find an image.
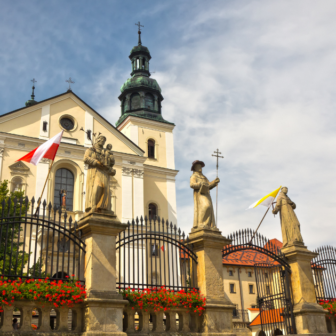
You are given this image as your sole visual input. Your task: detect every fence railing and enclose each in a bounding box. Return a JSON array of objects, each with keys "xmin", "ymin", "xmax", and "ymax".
[
  {"xmin": 0, "ymin": 300, "xmax": 83, "ymax": 332},
  {"xmin": 116, "ymin": 216, "xmax": 198, "ymax": 292},
  {"xmin": 223, "ymin": 228, "xmax": 289, "ymax": 268},
  {"xmin": 123, "ymin": 307, "xmax": 201, "ymax": 333},
  {"xmin": 0, "ymin": 196, "xmax": 85, "ymax": 282},
  {"xmin": 312, "ymin": 245, "xmax": 336, "ymax": 302}
]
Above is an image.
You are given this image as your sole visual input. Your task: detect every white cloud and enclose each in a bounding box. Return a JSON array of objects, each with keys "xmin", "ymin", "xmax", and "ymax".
[{"xmin": 152, "ymin": 0, "xmax": 336, "ymax": 249}]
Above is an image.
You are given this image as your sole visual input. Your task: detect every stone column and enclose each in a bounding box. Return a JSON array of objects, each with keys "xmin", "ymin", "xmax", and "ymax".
[
  {"xmin": 77, "ymin": 211, "xmax": 128, "ymax": 336},
  {"xmin": 282, "ymin": 243, "xmax": 329, "ymax": 334},
  {"xmin": 188, "ymin": 227, "xmax": 235, "ymax": 335},
  {"xmin": 0, "ymin": 148, "xmax": 4, "ymax": 181}
]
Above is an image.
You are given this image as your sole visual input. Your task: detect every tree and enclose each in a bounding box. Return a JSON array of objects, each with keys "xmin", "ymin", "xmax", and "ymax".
[{"xmin": 0, "ymin": 180, "xmax": 30, "ymax": 277}]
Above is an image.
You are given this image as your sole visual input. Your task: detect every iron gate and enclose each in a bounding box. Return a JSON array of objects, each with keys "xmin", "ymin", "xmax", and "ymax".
[
  {"xmin": 312, "ymin": 245, "xmax": 336, "ymax": 302},
  {"xmin": 254, "ymin": 263, "xmax": 296, "ymax": 336},
  {"xmin": 116, "ymin": 216, "xmax": 198, "ymax": 291},
  {"xmin": 222, "ymin": 229, "xmax": 296, "ymax": 335}
]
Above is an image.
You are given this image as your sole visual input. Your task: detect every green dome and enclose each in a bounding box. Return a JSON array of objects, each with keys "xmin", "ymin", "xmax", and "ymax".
[
  {"xmin": 130, "ymin": 45, "xmax": 150, "ymax": 55},
  {"xmin": 120, "ymin": 76, "xmax": 161, "ymax": 93}
]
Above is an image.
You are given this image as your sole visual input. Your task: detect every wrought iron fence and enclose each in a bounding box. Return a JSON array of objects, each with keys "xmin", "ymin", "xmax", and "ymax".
[
  {"xmin": 254, "ymin": 263, "xmax": 296, "ymax": 335},
  {"xmin": 116, "ymin": 217, "xmax": 198, "ymax": 292},
  {"xmin": 223, "ymin": 229, "xmax": 289, "ymax": 268},
  {"xmin": 0, "ymin": 196, "xmax": 85, "ymax": 282},
  {"xmin": 312, "ymin": 245, "xmax": 336, "ymax": 302}
]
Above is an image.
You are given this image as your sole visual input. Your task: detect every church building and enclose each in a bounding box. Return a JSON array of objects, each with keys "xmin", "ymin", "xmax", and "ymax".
[{"xmin": 0, "ymin": 30, "xmax": 178, "ymax": 225}]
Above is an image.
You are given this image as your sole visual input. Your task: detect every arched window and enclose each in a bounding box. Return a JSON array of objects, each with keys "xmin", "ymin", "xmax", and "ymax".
[
  {"xmin": 148, "ymin": 139, "xmax": 155, "ymax": 159},
  {"xmin": 11, "ymin": 177, "xmax": 23, "ymax": 192},
  {"xmin": 131, "ymin": 93, "xmax": 140, "ymax": 110},
  {"xmin": 145, "ymin": 93, "xmax": 154, "ymax": 110},
  {"xmin": 148, "ymin": 203, "xmax": 157, "ymax": 220},
  {"xmin": 54, "ymin": 168, "xmax": 74, "ymax": 211},
  {"xmin": 122, "ymin": 98, "xmax": 127, "ymax": 114}
]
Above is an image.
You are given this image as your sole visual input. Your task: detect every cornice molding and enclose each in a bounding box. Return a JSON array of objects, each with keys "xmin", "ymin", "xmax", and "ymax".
[
  {"xmin": 143, "ymin": 164, "xmax": 178, "ymax": 177},
  {"xmin": 117, "ymin": 115, "xmax": 175, "ymax": 132}
]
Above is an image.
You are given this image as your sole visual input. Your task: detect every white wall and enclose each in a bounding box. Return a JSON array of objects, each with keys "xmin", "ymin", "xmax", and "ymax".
[
  {"xmin": 166, "ymin": 177, "xmax": 177, "ymax": 224},
  {"xmin": 165, "ymin": 132, "xmax": 175, "ymax": 169},
  {"xmin": 39, "ymin": 105, "xmax": 50, "ymax": 140}
]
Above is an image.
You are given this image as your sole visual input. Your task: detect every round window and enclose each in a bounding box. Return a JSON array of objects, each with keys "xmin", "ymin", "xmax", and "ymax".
[{"xmin": 60, "ymin": 117, "xmax": 74, "ymax": 131}]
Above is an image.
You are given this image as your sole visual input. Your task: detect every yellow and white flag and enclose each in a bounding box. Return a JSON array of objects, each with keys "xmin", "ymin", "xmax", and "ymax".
[{"xmin": 247, "ymin": 186, "xmax": 281, "ymax": 209}]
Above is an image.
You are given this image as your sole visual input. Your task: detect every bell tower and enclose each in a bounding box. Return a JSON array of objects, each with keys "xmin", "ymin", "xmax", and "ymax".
[
  {"xmin": 116, "ymin": 24, "xmax": 177, "ymax": 226},
  {"xmin": 115, "ymin": 24, "xmax": 173, "ymax": 129}
]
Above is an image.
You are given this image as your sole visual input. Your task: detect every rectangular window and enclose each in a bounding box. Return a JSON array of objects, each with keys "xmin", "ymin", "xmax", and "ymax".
[
  {"xmin": 87, "ymin": 130, "xmax": 91, "ymax": 140},
  {"xmin": 151, "ymin": 244, "xmax": 158, "ymax": 257},
  {"xmin": 43, "ymin": 121, "xmax": 48, "ymax": 132},
  {"xmin": 230, "ymin": 284, "xmax": 235, "ymax": 293},
  {"xmin": 229, "ymin": 270, "xmax": 233, "ymax": 276},
  {"xmin": 249, "ymin": 285, "xmax": 254, "ymax": 294},
  {"xmin": 265, "ymin": 272, "xmax": 269, "ymax": 279},
  {"xmin": 251, "ymin": 305, "xmax": 256, "ymax": 309},
  {"xmin": 266, "ymin": 285, "xmax": 270, "ymax": 295},
  {"xmin": 248, "ymin": 271, "xmax": 252, "ymax": 277},
  {"xmin": 232, "ymin": 306, "xmax": 238, "ymax": 317}
]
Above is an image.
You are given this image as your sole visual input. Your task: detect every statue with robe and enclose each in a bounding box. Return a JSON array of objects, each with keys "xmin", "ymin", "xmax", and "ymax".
[
  {"xmin": 272, "ymin": 186, "xmax": 304, "ymax": 247},
  {"xmin": 84, "ymin": 135, "xmax": 116, "ymax": 214},
  {"xmin": 190, "ymin": 160, "xmax": 220, "ymax": 229}
]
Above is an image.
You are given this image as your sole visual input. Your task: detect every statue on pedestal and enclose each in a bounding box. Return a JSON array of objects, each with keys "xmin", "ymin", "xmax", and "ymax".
[
  {"xmin": 190, "ymin": 160, "xmax": 220, "ymax": 229},
  {"xmin": 84, "ymin": 135, "xmax": 116, "ymax": 213},
  {"xmin": 272, "ymin": 186, "xmax": 304, "ymax": 247}
]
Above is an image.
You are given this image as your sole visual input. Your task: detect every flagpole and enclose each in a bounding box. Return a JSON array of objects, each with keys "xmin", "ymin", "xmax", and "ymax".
[
  {"xmin": 248, "ymin": 207, "xmax": 270, "ymax": 244},
  {"xmin": 248, "ymin": 187, "xmax": 282, "ymax": 245},
  {"xmin": 34, "ymin": 160, "xmax": 54, "ymax": 216}
]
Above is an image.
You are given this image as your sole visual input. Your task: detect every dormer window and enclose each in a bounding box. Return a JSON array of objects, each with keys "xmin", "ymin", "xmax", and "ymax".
[
  {"xmin": 131, "ymin": 93, "xmax": 140, "ymax": 110},
  {"xmin": 148, "ymin": 139, "xmax": 155, "ymax": 158},
  {"xmin": 145, "ymin": 93, "xmax": 154, "ymax": 110}
]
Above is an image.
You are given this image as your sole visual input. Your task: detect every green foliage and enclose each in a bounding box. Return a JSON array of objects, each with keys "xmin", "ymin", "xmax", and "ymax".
[
  {"xmin": 0, "ymin": 277, "xmax": 86, "ymax": 312},
  {"xmin": 0, "ymin": 180, "xmax": 30, "ymax": 276},
  {"xmin": 120, "ymin": 287, "xmax": 206, "ymax": 315}
]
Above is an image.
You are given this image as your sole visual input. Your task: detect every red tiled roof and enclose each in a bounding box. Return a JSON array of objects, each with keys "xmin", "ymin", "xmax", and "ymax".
[
  {"xmin": 222, "ymin": 238, "xmax": 283, "ymax": 266},
  {"xmin": 250, "ymin": 308, "xmax": 284, "ymax": 326},
  {"xmin": 247, "ymin": 308, "xmax": 260, "ymax": 311},
  {"xmin": 222, "ymin": 249, "xmax": 280, "ymax": 266}
]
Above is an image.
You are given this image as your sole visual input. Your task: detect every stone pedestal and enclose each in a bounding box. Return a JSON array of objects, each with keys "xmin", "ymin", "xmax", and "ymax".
[
  {"xmin": 188, "ymin": 227, "xmax": 236, "ymax": 335},
  {"xmin": 282, "ymin": 243, "xmax": 329, "ymax": 334},
  {"xmin": 77, "ymin": 211, "xmax": 128, "ymax": 336}
]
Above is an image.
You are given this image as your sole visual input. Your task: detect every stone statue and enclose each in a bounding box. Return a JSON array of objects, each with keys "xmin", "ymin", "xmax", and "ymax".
[
  {"xmin": 60, "ymin": 189, "xmax": 67, "ymax": 208},
  {"xmin": 190, "ymin": 160, "xmax": 220, "ymax": 229},
  {"xmin": 272, "ymin": 186, "xmax": 304, "ymax": 247},
  {"xmin": 84, "ymin": 135, "xmax": 116, "ymax": 213}
]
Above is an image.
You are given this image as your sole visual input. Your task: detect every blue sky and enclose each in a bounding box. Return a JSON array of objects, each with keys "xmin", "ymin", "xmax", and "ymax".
[{"xmin": 1, "ymin": 0, "xmax": 336, "ymax": 248}]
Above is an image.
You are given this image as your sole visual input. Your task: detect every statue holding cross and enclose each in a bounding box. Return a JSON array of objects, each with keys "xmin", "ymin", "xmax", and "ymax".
[{"xmin": 190, "ymin": 160, "xmax": 220, "ymax": 229}]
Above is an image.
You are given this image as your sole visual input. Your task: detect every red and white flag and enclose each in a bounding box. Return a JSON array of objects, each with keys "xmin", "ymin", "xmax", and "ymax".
[{"xmin": 17, "ymin": 131, "xmax": 64, "ymax": 165}]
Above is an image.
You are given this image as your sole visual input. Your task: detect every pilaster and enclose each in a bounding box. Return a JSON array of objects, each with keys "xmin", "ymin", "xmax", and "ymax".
[
  {"xmin": 188, "ymin": 227, "xmax": 236, "ymax": 335},
  {"xmin": 78, "ymin": 211, "xmax": 128, "ymax": 336},
  {"xmin": 282, "ymin": 243, "xmax": 329, "ymax": 334}
]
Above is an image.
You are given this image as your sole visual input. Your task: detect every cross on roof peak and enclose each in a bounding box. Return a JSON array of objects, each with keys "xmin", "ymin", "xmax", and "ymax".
[
  {"xmin": 135, "ymin": 21, "xmax": 144, "ymax": 46},
  {"xmin": 66, "ymin": 77, "xmax": 75, "ymax": 91},
  {"xmin": 135, "ymin": 21, "xmax": 144, "ymax": 32}
]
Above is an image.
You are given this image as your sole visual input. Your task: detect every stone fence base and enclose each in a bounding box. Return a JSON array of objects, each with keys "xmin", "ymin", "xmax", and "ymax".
[
  {"xmin": 0, "ymin": 301, "xmax": 83, "ymax": 333},
  {"xmin": 123, "ymin": 307, "xmax": 236, "ymax": 335}
]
